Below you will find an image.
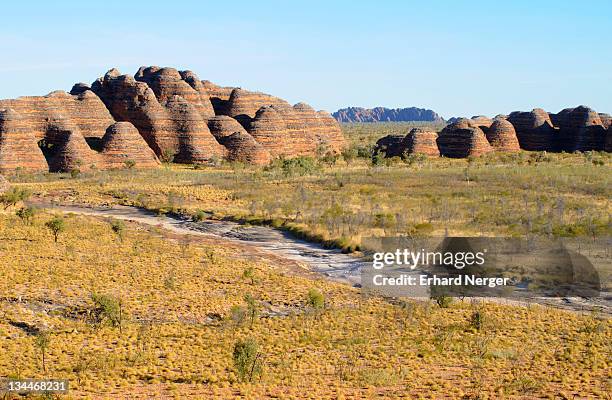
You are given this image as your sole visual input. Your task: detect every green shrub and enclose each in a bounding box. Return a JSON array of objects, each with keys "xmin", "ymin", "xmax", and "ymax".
[
  {"xmin": 110, "ymin": 220, "xmax": 126, "ymax": 241},
  {"xmin": 193, "ymin": 209, "xmax": 208, "ymax": 222},
  {"xmin": 267, "ymin": 157, "xmax": 322, "ymax": 177},
  {"xmin": 90, "ymin": 293, "xmax": 125, "ymax": 329},
  {"xmin": 307, "ymin": 288, "xmax": 325, "ymax": 311},
  {"xmin": 232, "ymin": 338, "xmax": 262, "ymax": 382},
  {"xmin": 469, "ymin": 310, "xmax": 485, "ymax": 331},
  {"xmin": 45, "ymin": 216, "xmax": 65, "ymax": 243},
  {"xmin": 16, "ymin": 206, "xmax": 36, "ymax": 225},
  {"xmin": 244, "ymin": 294, "xmax": 259, "ymax": 327},
  {"xmin": 0, "ymin": 187, "xmax": 31, "ymax": 209}
]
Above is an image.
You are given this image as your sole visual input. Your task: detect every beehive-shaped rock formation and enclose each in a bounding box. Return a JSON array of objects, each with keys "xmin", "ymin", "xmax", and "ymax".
[
  {"xmin": 0, "ymin": 64, "xmax": 347, "ymax": 173},
  {"xmin": 402, "ymin": 128, "xmax": 440, "ymax": 156},
  {"xmin": 437, "ymin": 126, "xmax": 493, "ymax": 158},
  {"xmin": 100, "ymin": 122, "xmax": 160, "ymax": 169},
  {"xmin": 0, "ymin": 109, "xmax": 48, "ymax": 173},
  {"xmin": 507, "ymin": 108, "xmax": 555, "ymax": 151},
  {"xmin": 316, "ymin": 111, "xmax": 347, "ymax": 153},
  {"xmin": 375, "ymin": 134, "xmax": 407, "ymax": 157},
  {"xmin": 48, "ymin": 131, "xmax": 101, "ymax": 172},
  {"xmin": 486, "ymin": 118, "xmax": 520, "ymax": 152},
  {"xmin": 163, "ymin": 95, "xmax": 227, "ymax": 163},
  {"xmin": 224, "ymin": 88, "xmax": 292, "ymax": 124},
  {"xmin": 93, "ymin": 68, "xmax": 226, "ymax": 162},
  {"xmin": 45, "ymin": 119, "xmax": 101, "ymax": 172},
  {"xmin": 0, "ymin": 90, "xmax": 114, "ymax": 140},
  {"xmin": 551, "ymin": 106, "xmax": 606, "ymax": 151},
  {"xmin": 470, "ymin": 116, "xmax": 493, "ymax": 130},
  {"xmin": 135, "ymin": 67, "xmax": 215, "ymax": 119},
  {"xmin": 247, "ymin": 106, "xmax": 292, "ymax": 157},
  {"xmin": 207, "ymin": 115, "xmax": 249, "ymax": 141},
  {"xmin": 217, "ymin": 131, "xmax": 271, "ymax": 165}
]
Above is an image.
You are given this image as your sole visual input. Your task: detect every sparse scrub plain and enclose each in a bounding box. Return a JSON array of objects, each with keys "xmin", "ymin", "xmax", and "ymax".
[
  {"xmin": 0, "ymin": 122, "xmax": 609, "ymax": 398},
  {"xmin": 10, "ymin": 123, "xmax": 609, "ymax": 253}
]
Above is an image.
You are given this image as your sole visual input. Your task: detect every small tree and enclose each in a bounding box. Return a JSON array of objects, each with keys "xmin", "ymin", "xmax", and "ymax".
[
  {"xmin": 470, "ymin": 310, "xmax": 486, "ymax": 332},
  {"xmin": 232, "ymin": 338, "xmax": 263, "ymax": 382},
  {"xmin": 90, "ymin": 292, "xmax": 125, "ymax": 331},
  {"xmin": 160, "ymin": 149, "xmax": 175, "ymax": 164},
  {"xmin": 34, "ymin": 330, "xmax": 51, "ymax": 373},
  {"xmin": 0, "ymin": 187, "xmax": 31, "ymax": 210},
  {"xmin": 242, "ymin": 267, "xmax": 255, "ymax": 285},
  {"xmin": 16, "ymin": 206, "xmax": 36, "ymax": 225},
  {"xmin": 307, "ymin": 288, "xmax": 325, "ymax": 311},
  {"xmin": 124, "ymin": 160, "xmax": 136, "ymax": 169},
  {"xmin": 110, "ymin": 220, "xmax": 126, "ymax": 242},
  {"xmin": 244, "ymin": 294, "xmax": 258, "ymax": 327},
  {"xmin": 45, "ymin": 216, "xmax": 65, "ymax": 243}
]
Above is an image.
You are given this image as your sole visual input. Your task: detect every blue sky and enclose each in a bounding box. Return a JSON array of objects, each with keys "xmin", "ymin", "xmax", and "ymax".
[{"xmin": 0, "ymin": 0, "xmax": 610, "ymax": 118}]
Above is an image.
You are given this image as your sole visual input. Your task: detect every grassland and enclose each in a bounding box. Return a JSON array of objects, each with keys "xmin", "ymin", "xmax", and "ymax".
[
  {"xmin": 10, "ymin": 146, "xmax": 611, "ymax": 252},
  {"xmin": 1, "ymin": 123, "xmax": 610, "ymax": 398},
  {"xmin": 0, "ymin": 210, "xmax": 610, "ymax": 399}
]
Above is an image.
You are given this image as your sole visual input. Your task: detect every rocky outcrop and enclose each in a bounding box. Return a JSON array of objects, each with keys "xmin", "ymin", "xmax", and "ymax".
[
  {"xmin": 163, "ymin": 95, "xmax": 227, "ymax": 163},
  {"xmin": 402, "ymin": 128, "xmax": 440, "ymax": 156},
  {"xmin": 135, "ymin": 67, "xmax": 215, "ymax": 119},
  {"xmin": 317, "ymin": 111, "xmax": 347, "ymax": 153},
  {"xmin": 437, "ymin": 126, "xmax": 493, "ymax": 158},
  {"xmin": 0, "ymin": 109, "xmax": 48, "ymax": 173},
  {"xmin": 223, "ymin": 88, "xmax": 288, "ymax": 125},
  {"xmin": 247, "ymin": 106, "xmax": 291, "ymax": 157},
  {"xmin": 46, "ymin": 119, "xmax": 101, "ymax": 172},
  {"xmin": 100, "ymin": 122, "xmax": 160, "ymax": 169},
  {"xmin": 207, "ymin": 115, "xmax": 249, "ymax": 141},
  {"xmin": 599, "ymin": 113, "xmax": 611, "ymax": 129},
  {"xmin": 470, "ymin": 116, "xmax": 493, "ymax": 130},
  {"xmin": 507, "ymin": 109, "xmax": 555, "ymax": 151},
  {"xmin": 551, "ymin": 106, "xmax": 606, "ymax": 151},
  {"xmin": 333, "ymin": 107, "xmax": 444, "ymax": 123},
  {"xmin": 485, "ymin": 118, "xmax": 520, "ymax": 152},
  {"xmin": 217, "ymin": 131, "xmax": 271, "ymax": 165},
  {"xmin": 0, "ymin": 65, "xmax": 347, "ymax": 173},
  {"xmin": 0, "ymin": 89, "xmax": 114, "ymax": 140},
  {"xmin": 375, "ymin": 134, "xmax": 407, "ymax": 158}
]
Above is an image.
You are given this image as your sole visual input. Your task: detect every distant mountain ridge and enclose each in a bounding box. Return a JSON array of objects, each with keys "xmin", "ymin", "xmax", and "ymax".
[{"xmin": 333, "ymin": 106, "xmax": 444, "ymax": 123}]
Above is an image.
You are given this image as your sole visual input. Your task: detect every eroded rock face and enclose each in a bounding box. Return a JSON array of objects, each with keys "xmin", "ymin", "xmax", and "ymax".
[
  {"xmin": 247, "ymin": 106, "xmax": 291, "ymax": 157},
  {"xmin": 0, "ymin": 90, "xmax": 114, "ymax": 140},
  {"xmin": 507, "ymin": 109, "xmax": 555, "ymax": 151},
  {"xmin": 470, "ymin": 116, "xmax": 493, "ymax": 130},
  {"xmin": 100, "ymin": 122, "xmax": 160, "ymax": 169},
  {"xmin": 551, "ymin": 106, "xmax": 606, "ymax": 151},
  {"xmin": 375, "ymin": 134, "xmax": 407, "ymax": 158},
  {"xmin": 402, "ymin": 128, "xmax": 440, "ymax": 156},
  {"xmin": 46, "ymin": 119, "xmax": 101, "ymax": 172},
  {"xmin": 437, "ymin": 126, "xmax": 492, "ymax": 158},
  {"xmin": 217, "ymin": 131, "xmax": 271, "ymax": 165},
  {"xmin": 486, "ymin": 118, "xmax": 520, "ymax": 152},
  {"xmin": 0, "ymin": 109, "xmax": 48, "ymax": 173},
  {"xmin": 0, "ymin": 65, "xmax": 348, "ymax": 173},
  {"xmin": 207, "ymin": 115, "xmax": 248, "ymax": 141},
  {"xmin": 316, "ymin": 111, "xmax": 347, "ymax": 154}
]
